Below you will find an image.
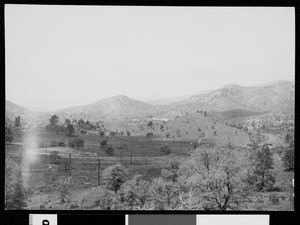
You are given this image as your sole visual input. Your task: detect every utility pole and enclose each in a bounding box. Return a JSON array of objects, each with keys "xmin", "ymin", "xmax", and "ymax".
[
  {"xmin": 69, "ymin": 153, "xmax": 72, "ymax": 174},
  {"xmin": 130, "ymin": 154, "xmax": 132, "ymax": 164},
  {"xmin": 181, "ymin": 126, "xmax": 183, "ymax": 149},
  {"xmin": 98, "ymin": 159, "xmax": 101, "ymax": 186}
]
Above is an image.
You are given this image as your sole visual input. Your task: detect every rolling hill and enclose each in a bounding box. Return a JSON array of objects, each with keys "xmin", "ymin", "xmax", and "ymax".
[
  {"xmin": 57, "ymin": 95, "xmax": 158, "ymax": 122},
  {"xmin": 94, "ymin": 112, "xmax": 250, "ymax": 145},
  {"xmin": 5, "ymin": 100, "xmax": 50, "ymax": 126},
  {"xmin": 169, "ymin": 81, "xmax": 294, "ymax": 114},
  {"xmin": 6, "ymin": 81, "xmax": 294, "ymax": 126},
  {"xmin": 50, "ymin": 81, "xmax": 295, "ymax": 123}
]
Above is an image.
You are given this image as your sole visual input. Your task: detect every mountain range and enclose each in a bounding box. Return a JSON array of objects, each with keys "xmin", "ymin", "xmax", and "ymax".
[
  {"xmin": 168, "ymin": 80, "xmax": 294, "ymax": 113},
  {"xmin": 5, "ymin": 100, "xmax": 50, "ymax": 125},
  {"xmin": 6, "ymin": 80, "xmax": 295, "ymax": 124}
]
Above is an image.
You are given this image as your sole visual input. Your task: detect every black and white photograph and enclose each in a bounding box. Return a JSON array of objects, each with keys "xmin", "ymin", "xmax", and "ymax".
[{"xmin": 5, "ymin": 5, "xmax": 295, "ymax": 210}]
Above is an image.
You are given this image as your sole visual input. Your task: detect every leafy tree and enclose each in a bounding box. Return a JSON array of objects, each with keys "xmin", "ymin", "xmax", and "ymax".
[
  {"xmin": 161, "ymin": 155, "xmax": 181, "ymax": 182},
  {"xmin": 47, "ymin": 115, "xmax": 60, "ymax": 133},
  {"xmin": 59, "ymin": 177, "xmax": 72, "ymax": 203},
  {"xmin": 81, "ymin": 130, "xmax": 87, "ymax": 134},
  {"xmin": 282, "ymin": 132, "xmax": 294, "ymax": 170},
  {"xmin": 146, "ymin": 132, "xmax": 154, "ymax": 138},
  {"xmin": 178, "ymin": 147, "xmax": 250, "ymax": 210},
  {"xmin": 5, "ymin": 156, "xmax": 27, "ymax": 209},
  {"xmin": 65, "ymin": 124, "xmax": 75, "ymax": 136},
  {"xmin": 100, "ymin": 139, "xmax": 108, "ymax": 150},
  {"xmin": 165, "ymin": 133, "xmax": 171, "ymax": 138},
  {"xmin": 5, "ymin": 125, "xmax": 13, "ymax": 143},
  {"xmin": 147, "ymin": 121, "xmax": 154, "ymax": 128},
  {"xmin": 105, "ymin": 145, "xmax": 114, "ymax": 156},
  {"xmin": 284, "ymin": 132, "xmax": 294, "ymax": 148},
  {"xmin": 160, "ymin": 145, "xmax": 171, "ymax": 156},
  {"xmin": 78, "ymin": 119, "xmax": 85, "ymax": 128},
  {"xmin": 118, "ymin": 174, "xmax": 150, "ymax": 209},
  {"xmin": 126, "ymin": 130, "xmax": 131, "ymax": 137},
  {"xmin": 192, "ymin": 142, "xmax": 198, "ymax": 150},
  {"xmin": 282, "ymin": 147, "xmax": 294, "ymax": 170},
  {"xmin": 65, "ymin": 119, "xmax": 71, "ymax": 125},
  {"xmin": 58, "ymin": 125, "xmax": 65, "ymax": 133},
  {"xmin": 148, "ymin": 177, "xmax": 181, "ymax": 209},
  {"xmin": 93, "ymin": 189, "xmax": 116, "ymax": 210},
  {"xmin": 99, "ymin": 131, "xmax": 105, "ymax": 138},
  {"xmin": 284, "ymin": 133, "xmax": 292, "ymax": 144},
  {"xmin": 247, "ymin": 144, "xmax": 275, "ymax": 191},
  {"xmin": 68, "ymin": 138, "xmax": 84, "ymax": 150},
  {"xmin": 102, "ymin": 164, "xmax": 129, "ymax": 193},
  {"xmin": 14, "ymin": 116, "xmax": 21, "ymax": 128},
  {"xmin": 255, "ymin": 131, "xmax": 263, "ymax": 144},
  {"xmin": 49, "ymin": 115, "xmax": 59, "ymax": 125},
  {"xmin": 84, "ymin": 120, "xmax": 92, "ymax": 130},
  {"xmin": 110, "ymin": 131, "xmax": 117, "ymax": 137}
]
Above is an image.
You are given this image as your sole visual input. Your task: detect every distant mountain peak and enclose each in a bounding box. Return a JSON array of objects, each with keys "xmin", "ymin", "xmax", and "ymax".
[
  {"xmin": 110, "ymin": 95, "xmax": 131, "ymax": 100},
  {"xmin": 222, "ymin": 84, "xmax": 242, "ymax": 89},
  {"xmin": 255, "ymin": 80, "xmax": 294, "ymax": 87}
]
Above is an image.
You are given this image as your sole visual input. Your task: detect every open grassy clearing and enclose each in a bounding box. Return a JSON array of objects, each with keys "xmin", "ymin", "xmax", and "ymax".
[{"xmin": 8, "ymin": 129, "xmax": 196, "ymax": 157}]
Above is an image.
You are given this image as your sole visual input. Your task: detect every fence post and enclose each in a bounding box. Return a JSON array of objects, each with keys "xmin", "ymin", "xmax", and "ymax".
[
  {"xmin": 69, "ymin": 153, "xmax": 72, "ymax": 173},
  {"xmin": 98, "ymin": 159, "xmax": 101, "ymax": 186}
]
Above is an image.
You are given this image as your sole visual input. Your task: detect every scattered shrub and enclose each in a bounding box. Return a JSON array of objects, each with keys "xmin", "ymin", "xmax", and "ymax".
[
  {"xmin": 269, "ymin": 193, "xmax": 280, "ymax": 205},
  {"xmin": 68, "ymin": 138, "xmax": 84, "ymax": 150},
  {"xmin": 105, "ymin": 145, "xmax": 114, "ymax": 156},
  {"xmin": 49, "ymin": 151, "xmax": 61, "ymax": 164},
  {"xmin": 102, "ymin": 164, "xmax": 129, "ymax": 193},
  {"xmin": 159, "ymin": 145, "xmax": 171, "ymax": 156},
  {"xmin": 146, "ymin": 132, "xmax": 154, "ymax": 138}
]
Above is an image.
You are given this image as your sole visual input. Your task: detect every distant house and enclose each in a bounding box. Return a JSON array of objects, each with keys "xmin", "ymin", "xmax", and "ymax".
[
  {"xmin": 147, "ymin": 118, "xmax": 170, "ymax": 122},
  {"xmin": 130, "ymin": 119, "xmax": 140, "ymax": 123}
]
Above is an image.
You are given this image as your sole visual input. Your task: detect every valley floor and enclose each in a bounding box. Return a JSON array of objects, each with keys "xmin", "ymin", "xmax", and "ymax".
[{"xmin": 5, "ymin": 128, "xmax": 293, "ymax": 211}]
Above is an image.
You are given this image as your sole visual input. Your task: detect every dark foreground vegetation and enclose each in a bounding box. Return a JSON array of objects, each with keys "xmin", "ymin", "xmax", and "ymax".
[
  {"xmin": 5, "ymin": 141, "xmax": 294, "ymax": 210},
  {"xmin": 5, "ymin": 114, "xmax": 294, "ymax": 210}
]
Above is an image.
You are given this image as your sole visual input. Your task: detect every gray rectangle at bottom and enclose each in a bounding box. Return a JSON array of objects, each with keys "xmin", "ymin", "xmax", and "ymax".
[{"xmin": 129, "ymin": 215, "xmax": 196, "ymax": 225}]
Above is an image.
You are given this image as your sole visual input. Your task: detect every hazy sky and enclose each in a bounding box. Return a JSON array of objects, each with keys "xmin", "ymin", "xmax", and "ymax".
[{"xmin": 5, "ymin": 5, "xmax": 295, "ymax": 110}]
